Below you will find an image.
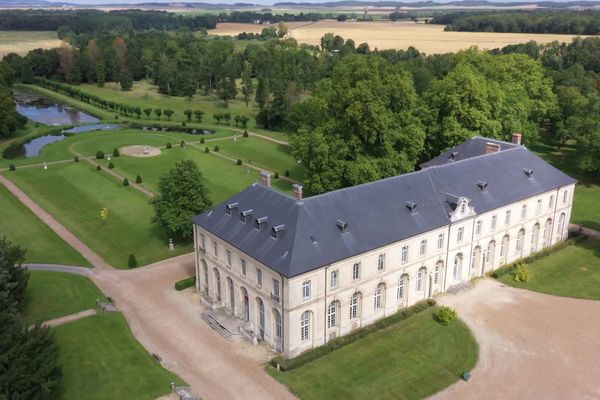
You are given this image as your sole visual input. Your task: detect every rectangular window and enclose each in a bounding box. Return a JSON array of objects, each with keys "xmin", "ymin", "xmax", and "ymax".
[
  {"xmin": 420, "ymin": 240, "xmax": 427, "ymax": 256},
  {"xmin": 226, "ymin": 249, "xmax": 232, "ymax": 267},
  {"xmin": 256, "ymin": 268, "xmax": 262, "ymax": 286},
  {"xmin": 434, "ymin": 265, "xmax": 439, "ymax": 284},
  {"xmin": 401, "ymin": 246, "xmax": 408, "ymax": 263},
  {"xmin": 563, "ymin": 190, "xmax": 568, "ymax": 204},
  {"xmin": 536, "ymin": 199, "xmax": 542, "ymax": 215},
  {"xmin": 272, "ymin": 279, "xmax": 280, "ymax": 301},
  {"xmin": 199, "ymin": 234, "xmax": 206, "ymax": 251},
  {"xmin": 212, "ymin": 241, "xmax": 218, "ymax": 257},
  {"xmin": 241, "ymin": 259, "xmax": 246, "ymax": 276},
  {"xmin": 476, "ymin": 220, "xmax": 482, "ymax": 235},
  {"xmin": 302, "ymin": 280, "xmax": 311, "ymax": 299},
  {"xmin": 521, "ymin": 205, "xmax": 527, "ymax": 220},
  {"xmin": 330, "ymin": 270, "xmax": 338, "ymax": 288},
  {"xmin": 491, "ymin": 215, "xmax": 497, "ymax": 231},
  {"xmin": 437, "ymin": 233, "xmax": 444, "ymax": 249},
  {"xmin": 352, "ymin": 262, "xmax": 360, "ymax": 280},
  {"xmin": 549, "ymin": 195, "xmax": 554, "ymax": 209},
  {"xmin": 505, "ymin": 210, "xmax": 511, "ymax": 225},
  {"xmin": 457, "ymin": 227, "xmax": 464, "ymax": 242},
  {"xmin": 377, "ymin": 254, "xmax": 385, "ymax": 271}
]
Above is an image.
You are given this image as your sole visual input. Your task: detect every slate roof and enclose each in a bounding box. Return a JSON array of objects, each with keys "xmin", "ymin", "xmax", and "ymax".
[
  {"xmin": 421, "ymin": 136, "xmax": 519, "ymax": 168},
  {"xmin": 193, "ymin": 138, "xmax": 576, "ymax": 278}
]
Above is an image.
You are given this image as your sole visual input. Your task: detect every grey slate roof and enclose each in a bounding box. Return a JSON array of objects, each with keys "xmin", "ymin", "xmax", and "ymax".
[
  {"xmin": 193, "ymin": 138, "xmax": 576, "ymax": 278},
  {"xmin": 421, "ymin": 136, "xmax": 519, "ymax": 168}
]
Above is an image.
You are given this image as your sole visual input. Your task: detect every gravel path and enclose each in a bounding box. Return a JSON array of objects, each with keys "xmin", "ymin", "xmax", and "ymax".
[
  {"xmin": 40, "ymin": 308, "xmax": 97, "ymax": 328},
  {"xmin": 26, "ymin": 263, "xmax": 92, "ymax": 276},
  {"xmin": 430, "ymin": 278, "xmax": 600, "ymax": 400}
]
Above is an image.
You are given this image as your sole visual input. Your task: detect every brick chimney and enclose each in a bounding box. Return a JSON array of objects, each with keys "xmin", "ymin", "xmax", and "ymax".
[
  {"xmin": 292, "ymin": 184, "xmax": 303, "ymax": 200},
  {"xmin": 485, "ymin": 142, "xmax": 501, "ymax": 154},
  {"xmin": 512, "ymin": 132, "xmax": 522, "ymax": 145},
  {"xmin": 260, "ymin": 171, "xmax": 272, "ymax": 187}
]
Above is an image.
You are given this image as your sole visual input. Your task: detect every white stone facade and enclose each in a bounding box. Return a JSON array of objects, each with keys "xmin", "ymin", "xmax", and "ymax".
[{"xmin": 193, "ymin": 183, "xmax": 575, "ymax": 358}]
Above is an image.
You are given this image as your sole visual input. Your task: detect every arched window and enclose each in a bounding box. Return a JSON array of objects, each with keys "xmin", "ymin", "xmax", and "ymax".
[
  {"xmin": 557, "ymin": 213, "xmax": 566, "ymax": 240},
  {"xmin": 416, "ymin": 269, "xmax": 424, "ymax": 291},
  {"xmin": 300, "ymin": 310, "xmax": 311, "ymax": 342},
  {"xmin": 434, "ymin": 261, "xmax": 443, "ymax": 285},
  {"xmin": 349, "ymin": 292, "xmax": 361, "ymax": 319},
  {"xmin": 256, "ymin": 297, "xmax": 265, "ymax": 340},
  {"xmin": 471, "ymin": 246, "xmax": 481, "ymax": 277},
  {"xmin": 397, "ymin": 275, "xmax": 408, "ymax": 300},
  {"xmin": 453, "ymin": 254, "xmax": 463, "ymax": 281},
  {"xmin": 273, "ymin": 309, "xmax": 282, "ymax": 339},
  {"xmin": 531, "ymin": 223, "xmax": 540, "ymax": 252},
  {"xmin": 202, "ymin": 260, "xmax": 209, "ymax": 291},
  {"xmin": 486, "ymin": 241, "xmax": 496, "ymax": 269},
  {"xmin": 327, "ymin": 301, "xmax": 339, "ymax": 328},
  {"xmin": 516, "ymin": 229, "xmax": 526, "ymax": 253},
  {"xmin": 213, "ymin": 268, "xmax": 221, "ymax": 301},
  {"xmin": 543, "ymin": 218, "xmax": 552, "ymax": 247},
  {"xmin": 374, "ymin": 283, "xmax": 385, "ymax": 310},
  {"xmin": 226, "ymin": 277, "xmax": 235, "ymax": 311},
  {"xmin": 500, "ymin": 235, "xmax": 510, "ymax": 263}
]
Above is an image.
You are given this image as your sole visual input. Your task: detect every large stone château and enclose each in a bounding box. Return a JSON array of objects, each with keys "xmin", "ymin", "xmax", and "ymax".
[{"xmin": 192, "ymin": 134, "xmax": 576, "ymax": 358}]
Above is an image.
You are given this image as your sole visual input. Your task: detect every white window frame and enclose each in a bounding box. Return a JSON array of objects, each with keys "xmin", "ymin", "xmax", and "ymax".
[
  {"xmin": 401, "ymin": 246, "xmax": 409, "ymax": 263},
  {"xmin": 300, "ymin": 311, "xmax": 310, "ymax": 342},
  {"xmin": 521, "ymin": 205, "xmax": 527, "ymax": 220},
  {"xmin": 491, "ymin": 215, "xmax": 497, "ymax": 231},
  {"xmin": 374, "ymin": 285, "xmax": 383, "ymax": 310},
  {"xmin": 549, "ymin": 195, "xmax": 554, "ymax": 209},
  {"xmin": 419, "ymin": 240, "xmax": 427, "ymax": 256},
  {"xmin": 302, "ymin": 280, "xmax": 311, "ymax": 300},
  {"xmin": 437, "ymin": 233, "xmax": 444, "ymax": 249},
  {"xmin": 330, "ymin": 270, "xmax": 338, "ymax": 289},
  {"xmin": 212, "ymin": 241, "xmax": 218, "ymax": 257},
  {"xmin": 536, "ymin": 199, "xmax": 542, "ymax": 215},
  {"xmin": 256, "ymin": 268, "xmax": 262, "ymax": 287},
  {"xmin": 377, "ymin": 254, "xmax": 385, "ymax": 271},
  {"xmin": 416, "ymin": 269, "xmax": 423, "ymax": 292},
  {"xmin": 563, "ymin": 190, "xmax": 568, "ymax": 204},
  {"xmin": 476, "ymin": 220, "xmax": 482, "ymax": 235},
  {"xmin": 457, "ymin": 227, "xmax": 464, "ymax": 242},
  {"xmin": 352, "ymin": 262, "xmax": 361, "ymax": 280},
  {"xmin": 349, "ymin": 293, "xmax": 359, "ymax": 319},
  {"xmin": 241, "ymin": 259, "xmax": 246, "ymax": 276},
  {"xmin": 327, "ymin": 302, "xmax": 337, "ymax": 328},
  {"xmin": 272, "ymin": 279, "xmax": 280, "ymax": 299},
  {"xmin": 397, "ymin": 276, "xmax": 405, "ymax": 300},
  {"xmin": 200, "ymin": 233, "xmax": 206, "ymax": 250},
  {"xmin": 226, "ymin": 249, "xmax": 232, "ymax": 267}
]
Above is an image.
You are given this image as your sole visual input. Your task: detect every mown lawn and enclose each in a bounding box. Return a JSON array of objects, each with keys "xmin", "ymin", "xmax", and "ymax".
[
  {"xmin": 4, "ymin": 162, "xmax": 191, "ymax": 268},
  {"xmin": 22, "ymin": 271, "xmax": 105, "ymax": 325},
  {"xmin": 572, "ymin": 184, "xmax": 600, "ymax": 232},
  {"xmin": 269, "ymin": 308, "xmax": 478, "ymax": 400},
  {"xmin": 497, "ymin": 237, "xmax": 600, "ymax": 300},
  {"xmin": 51, "ymin": 312, "xmax": 184, "ymax": 400},
  {"xmin": 98, "ymin": 145, "xmax": 293, "ymax": 202},
  {"xmin": 0, "ymin": 183, "xmax": 88, "ymax": 266},
  {"xmin": 216, "ymin": 136, "xmax": 304, "ymax": 180}
]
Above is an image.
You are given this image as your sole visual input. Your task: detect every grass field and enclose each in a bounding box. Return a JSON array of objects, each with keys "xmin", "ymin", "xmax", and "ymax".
[
  {"xmin": 497, "ymin": 238, "xmax": 600, "ymax": 300},
  {"xmin": 4, "ymin": 162, "xmax": 191, "ymax": 268},
  {"xmin": 269, "ymin": 308, "xmax": 478, "ymax": 400},
  {"xmin": 22, "ymin": 271, "xmax": 105, "ymax": 325},
  {"xmin": 0, "ymin": 31, "xmax": 63, "ymax": 57},
  {"xmin": 210, "ymin": 20, "xmax": 587, "ymax": 54},
  {"xmin": 0, "ymin": 182, "xmax": 89, "ymax": 266},
  {"xmin": 51, "ymin": 312, "xmax": 183, "ymax": 400}
]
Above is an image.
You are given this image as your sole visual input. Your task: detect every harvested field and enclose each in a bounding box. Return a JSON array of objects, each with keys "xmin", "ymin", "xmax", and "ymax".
[
  {"xmin": 209, "ymin": 20, "xmax": 590, "ymax": 54},
  {"xmin": 0, "ymin": 31, "xmax": 63, "ymax": 57}
]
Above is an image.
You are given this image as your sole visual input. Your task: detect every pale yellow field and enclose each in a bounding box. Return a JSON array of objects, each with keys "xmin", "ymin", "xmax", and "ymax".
[
  {"xmin": 0, "ymin": 31, "xmax": 63, "ymax": 57},
  {"xmin": 210, "ymin": 20, "xmax": 591, "ymax": 54}
]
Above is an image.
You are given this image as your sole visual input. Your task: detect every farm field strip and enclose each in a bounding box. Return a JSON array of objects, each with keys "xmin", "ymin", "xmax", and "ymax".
[{"xmin": 0, "ymin": 31, "xmax": 63, "ymax": 57}]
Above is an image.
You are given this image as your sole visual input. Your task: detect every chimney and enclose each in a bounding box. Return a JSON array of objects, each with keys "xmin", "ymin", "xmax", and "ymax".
[
  {"xmin": 512, "ymin": 132, "xmax": 522, "ymax": 145},
  {"xmin": 260, "ymin": 171, "xmax": 272, "ymax": 187},
  {"xmin": 292, "ymin": 184, "xmax": 303, "ymax": 200},
  {"xmin": 485, "ymin": 142, "xmax": 501, "ymax": 154}
]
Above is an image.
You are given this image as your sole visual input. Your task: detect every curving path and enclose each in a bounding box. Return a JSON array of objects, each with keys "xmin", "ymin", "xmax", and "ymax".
[{"xmin": 430, "ymin": 278, "xmax": 600, "ymax": 400}]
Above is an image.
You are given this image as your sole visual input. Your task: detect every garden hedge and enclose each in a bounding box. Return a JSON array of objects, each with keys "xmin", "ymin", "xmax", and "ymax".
[{"xmin": 174, "ymin": 277, "xmax": 196, "ymax": 291}]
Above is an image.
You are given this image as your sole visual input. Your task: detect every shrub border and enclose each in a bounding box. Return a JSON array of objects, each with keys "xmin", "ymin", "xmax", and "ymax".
[
  {"xmin": 271, "ymin": 299, "xmax": 436, "ymax": 372},
  {"xmin": 174, "ymin": 276, "xmax": 196, "ymax": 291}
]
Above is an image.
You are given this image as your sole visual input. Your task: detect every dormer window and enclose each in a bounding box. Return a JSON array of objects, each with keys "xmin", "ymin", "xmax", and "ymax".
[
  {"xmin": 406, "ymin": 201, "xmax": 417, "ymax": 214},
  {"xmin": 336, "ymin": 219, "xmax": 348, "ymax": 233},
  {"xmin": 460, "ymin": 201, "xmax": 466, "ymax": 214},
  {"xmin": 477, "ymin": 181, "xmax": 488, "ymax": 191},
  {"xmin": 524, "ymin": 168, "xmax": 534, "ymax": 178},
  {"xmin": 449, "ymin": 151, "xmax": 458, "ymax": 160},
  {"xmin": 225, "ymin": 202, "xmax": 238, "ymax": 215},
  {"xmin": 255, "ymin": 216, "xmax": 268, "ymax": 230},
  {"xmin": 240, "ymin": 209, "xmax": 253, "ymax": 223},
  {"xmin": 271, "ymin": 224, "xmax": 285, "ymax": 239}
]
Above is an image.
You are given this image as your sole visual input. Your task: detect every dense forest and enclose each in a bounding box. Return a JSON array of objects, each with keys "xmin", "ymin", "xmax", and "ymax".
[
  {"xmin": 2, "ymin": 23, "xmax": 600, "ymax": 193},
  {"xmin": 0, "ymin": 63, "xmax": 26, "ymax": 139},
  {"xmin": 433, "ymin": 10, "xmax": 600, "ymax": 35}
]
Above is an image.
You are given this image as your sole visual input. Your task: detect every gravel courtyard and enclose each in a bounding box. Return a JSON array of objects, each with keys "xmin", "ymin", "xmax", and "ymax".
[{"xmin": 431, "ymin": 278, "xmax": 600, "ymax": 400}]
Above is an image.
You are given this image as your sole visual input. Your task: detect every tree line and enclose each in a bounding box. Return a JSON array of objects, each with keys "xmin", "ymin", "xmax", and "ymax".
[
  {"xmin": 432, "ymin": 10, "xmax": 600, "ymax": 35},
  {"xmin": 0, "ymin": 63, "xmax": 26, "ymax": 139}
]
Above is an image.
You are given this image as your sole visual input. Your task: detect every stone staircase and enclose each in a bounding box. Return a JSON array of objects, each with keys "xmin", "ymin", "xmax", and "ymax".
[
  {"xmin": 446, "ymin": 281, "xmax": 474, "ymax": 295},
  {"xmin": 201, "ymin": 309, "xmax": 243, "ymax": 341}
]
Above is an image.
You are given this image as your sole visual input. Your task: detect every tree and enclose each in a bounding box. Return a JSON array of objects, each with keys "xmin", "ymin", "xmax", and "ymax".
[
  {"xmin": 194, "ymin": 110, "xmax": 204, "ymax": 122},
  {"xmin": 217, "ymin": 77, "xmax": 237, "ymax": 107},
  {"xmin": 277, "ymin": 22, "xmax": 289, "ymax": 38},
  {"xmin": 119, "ymin": 70, "xmax": 133, "ymax": 91},
  {"xmin": 128, "ymin": 254, "xmax": 137, "ymax": 268},
  {"xmin": 291, "ymin": 55, "xmax": 425, "ymax": 194},
  {"xmin": 143, "ymin": 108, "xmax": 152, "ymax": 119},
  {"xmin": 20, "ymin": 61, "xmax": 34, "ymax": 84},
  {"xmin": 184, "ymin": 109, "xmax": 192, "ymax": 121},
  {"xmin": 241, "ymin": 62, "xmax": 254, "ymax": 107},
  {"xmin": 0, "ymin": 238, "xmax": 28, "ymax": 309},
  {"xmin": 154, "ymin": 108, "xmax": 162, "ymax": 119},
  {"xmin": 164, "ymin": 109, "xmax": 174, "ymax": 120},
  {"xmin": 151, "ymin": 160, "xmax": 212, "ymax": 239}
]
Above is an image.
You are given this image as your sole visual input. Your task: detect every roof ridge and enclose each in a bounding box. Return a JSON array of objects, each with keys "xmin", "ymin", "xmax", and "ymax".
[{"xmin": 427, "ymin": 143, "xmax": 523, "ymax": 171}]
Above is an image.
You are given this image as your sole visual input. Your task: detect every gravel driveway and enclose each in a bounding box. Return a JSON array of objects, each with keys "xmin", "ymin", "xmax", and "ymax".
[{"xmin": 430, "ymin": 278, "xmax": 600, "ymax": 400}]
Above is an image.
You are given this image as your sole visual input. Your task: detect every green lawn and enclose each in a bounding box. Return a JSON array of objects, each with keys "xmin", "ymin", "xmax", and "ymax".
[
  {"xmin": 22, "ymin": 271, "xmax": 105, "ymax": 325},
  {"xmin": 0, "ymin": 183, "xmax": 88, "ymax": 266},
  {"xmin": 572, "ymin": 184, "xmax": 600, "ymax": 232},
  {"xmin": 497, "ymin": 238, "xmax": 600, "ymax": 300},
  {"xmin": 4, "ymin": 162, "xmax": 191, "ymax": 268},
  {"xmin": 269, "ymin": 308, "xmax": 478, "ymax": 400},
  {"xmin": 51, "ymin": 312, "xmax": 183, "ymax": 400},
  {"xmin": 97, "ymin": 146, "xmax": 293, "ymax": 203},
  {"xmin": 216, "ymin": 136, "xmax": 304, "ymax": 180}
]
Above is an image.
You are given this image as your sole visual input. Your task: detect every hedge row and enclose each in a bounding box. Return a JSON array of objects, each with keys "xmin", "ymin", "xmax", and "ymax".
[
  {"xmin": 492, "ymin": 234, "xmax": 588, "ymax": 279},
  {"xmin": 127, "ymin": 122, "xmax": 212, "ymax": 135},
  {"xmin": 271, "ymin": 299, "xmax": 436, "ymax": 372},
  {"xmin": 174, "ymin": 276, "xmax": 196, "ymax": 291}
]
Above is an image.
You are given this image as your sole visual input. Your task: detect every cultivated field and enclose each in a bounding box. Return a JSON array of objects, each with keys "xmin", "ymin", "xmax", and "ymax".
[
  {"xmin": 0, "ymin": 31, "xmax": 63, "ymax": 57},
  {"xmin": 210, "ymin": 20, "xmax": 589, "ymax": 53}
]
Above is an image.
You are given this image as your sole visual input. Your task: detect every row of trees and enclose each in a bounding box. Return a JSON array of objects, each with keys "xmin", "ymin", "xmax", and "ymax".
[
  {"xmin": 0, "ymin": 238, "xmax": 62, "ymax": 399},
  {"xmin": 0, "ymin": 63, "xmax": 26, "ymax": 139},
  {"xmin": 433, "ymin": 10, "xmax": 600, "ymax": 35}
]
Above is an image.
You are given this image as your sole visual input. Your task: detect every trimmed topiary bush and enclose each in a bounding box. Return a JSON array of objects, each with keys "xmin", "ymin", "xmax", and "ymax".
[
  {"xmin": 96, "ymin": 150, "xmax": 105, "ymax": 159},
  {"xmin": 113, "ymin": 148, "xmax": 120, "ymax": 157},
  {"xmin": 274, "ymin": 172, "xmax": 279, "ymax": 179},
  {"xmin": 213, "ymin": 145, "xmax": 219, "ymax": 152},
  {"xmin": 123, "ymin": 178, "xmax": 129, "ymax": 186},
  {"xmin": 436, "ymin": 306, "xmax": 457, "ymax": 326},
  {"xmin": 9, "ymin": 164, "xmax": 15, "ymax": 171},
  {"xmin": 128, "ymin": 254, "xmax": 137, "ymax": 268},
  {"xmin": 74, "ymin": 156, "xmax": 79, "ymax": 162},
  {"xmin": 136, "ymin": 174, "xmax": 142, "ymax": 184},
  {"xmin": 512, "ymin": 263, "xmax": 530, "ymax": 282},
  {"xmin": 166, "ymin": 142, "xmax": 172, "ymax": 149},
  {"xmin": 180, "ymin": 140, "xmax": 185, "ymax": 148},
  {"xmin": 96, "ymin": 165, "xmax": 101, "ymax": 171},
  {"xmin": 284, "ymin": 170, "xmax": 290, "ymax": 177},
  {"xmin": 204, "ymin": 147, "xmax": 209, "ymax": 153},
  {"xmin": 243, "ymin": 130, "xmax": 249, "ymax": 137},
  {"xmin": 108, "ymin": 162, "xmax": 114, "ymax": 169},
  {"xmin": 174, "ymin": 276, "xmax": 196, "ymax": 291},
  {"xmin": 237, "ymin": 159, "xmax": 242, "ymax": 165},
  {"xmin": 200, "ymin": 138, "xmax": 205, "ymax": 144}
]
